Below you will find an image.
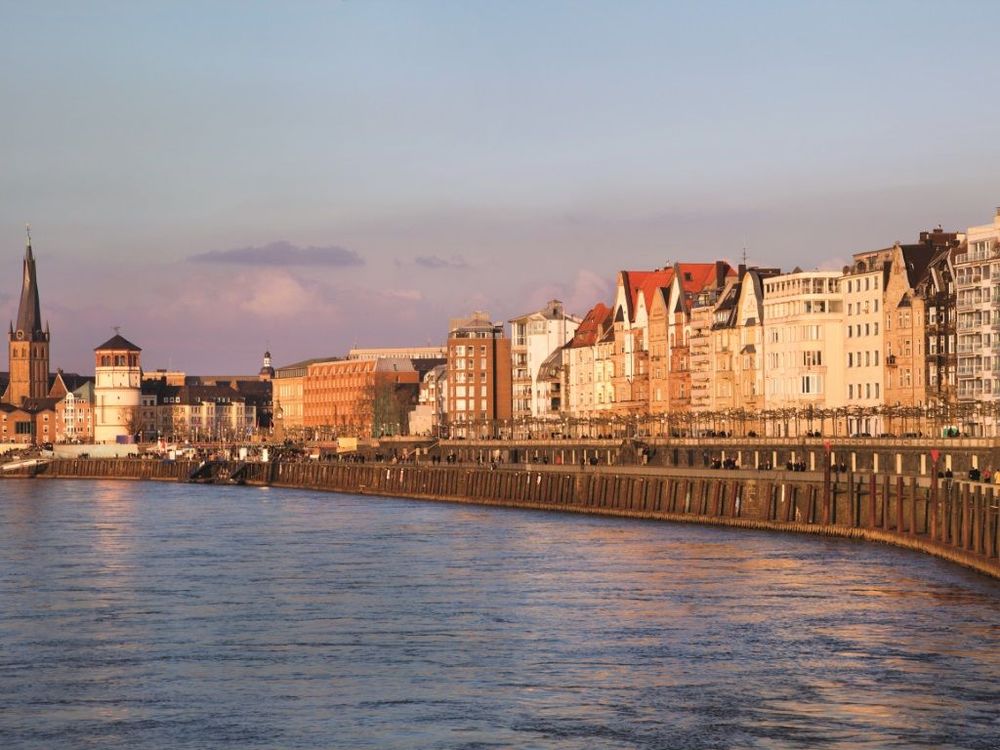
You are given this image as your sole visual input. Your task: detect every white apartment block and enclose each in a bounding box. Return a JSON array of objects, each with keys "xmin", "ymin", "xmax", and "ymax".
[
  {"xmin": 762, "ymin": 271, "xmax": 844, "ymax": 435},
  {"xmin": 955, "ymin": 209, "xmax": 1000, "ymax": 433},
  {"xmin": 509, "ymin": 300, "xmax": 581, "ymax": 419}
]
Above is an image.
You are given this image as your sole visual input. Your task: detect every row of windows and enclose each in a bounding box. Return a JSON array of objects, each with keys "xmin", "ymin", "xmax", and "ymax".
[
  {"xmin": 847, "ymin": 322, "xmax": 879, "ymax": 337},
  {"xmin": 847, "ymin": 351, "xmax": 881, "ymax": 368},
  {"xmin": 847, "ymin": 382, "xmax": 881, "ymax": 400}
]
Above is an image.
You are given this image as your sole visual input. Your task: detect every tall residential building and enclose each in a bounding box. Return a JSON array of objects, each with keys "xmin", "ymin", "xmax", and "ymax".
[
  {"xmin": 614, "ymin": 262, "xmax": 733, "ymax": 417},
  {"xmin": 883, "ymin": 230, "xmax": 962, "ymax": 412},
  {"xmin": 445, "ymin": 311, "xmax": 512, "ymax": 433},
  {"xmin": 710, "ymin": 266, "xmax": 781, "ymax": 415},
  {"xmin": 955, "ymin": 208, "xmax": 1000, "ymax": 433},
  {"xmin": 509, "ymin": 300, "xmax": 581, "ymax": 419},
  {"xmin": 841, "ymin": 250, "xmax": 892, "ymax": 434},
  {"xmin": 917, "ymin": 238, "xmax": 962, "ymax": 408},
  {"xmin": 563, "ymin": 303, "xmax": 613, "ymax": 418},
  {"xmin": 762, "ymin": 270, "xmax": 844, "ymax": 435},
  {"xmin": 4, "ymin": 228, "xmax": 49, "ymax": 406}
]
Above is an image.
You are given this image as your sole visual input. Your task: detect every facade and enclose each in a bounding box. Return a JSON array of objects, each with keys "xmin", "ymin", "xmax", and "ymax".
[
  {"xmin": 762, "ymin": 270, "xmax": 844, "ymax": 434},
  {"xmin": 445, "ymin": 311, "xmax": 512, "ymax": 435},
  {"xmin": 563, "ymin": 303, "xmax": 613, "ymax": 419},
  {"xmin": 882, "ymin": 235, "xmax": 956, "ymax": 412},
  {"xmin": 612, "ymin": 262, "xmax": 733, "ymax": 418},
  {"xmin": 93, "ymin": 334, "xmax": 143, "ymax": 444},
  {"xmin": 687, "ymin": 294, "xmax": 718, "ymax": 415},
  {"xmin": 272, "ymin": 359, "xmax": 316, "ymax": 437},
  {"xmin": 139, "ymin": 381, "xmax": 256, "ymax": 442},
  {"xmin": 348, "ymin": 346, "xmax": 447, "ymax": 361},
  {"xmin": 408, "ymin": 364, "xmax": 447, "ymax": 436},
  {"xmin": 917, "ymin": 239, "xmax": 962, "ymax": 409},
  {"xmin": 509, "ymin": 300, "xmax": 581, "ymax": 420},
  {"xmin": 54, "ymin": 378, "xmax": 95, "ymax": 443},
  {"xmin": 302, "ymin": 356, "xmax": 433, "ymax": 438},
  {"xmin": 707, "ymin": 267, "xmax": 780, "ymax": 420},
  {"xmin": 955, "ymin": 208, "xmax": 1000, "ymax": 433},
  {"xmin": 840, "ymin": 250, "xmax": 891, "ymax": 435}
]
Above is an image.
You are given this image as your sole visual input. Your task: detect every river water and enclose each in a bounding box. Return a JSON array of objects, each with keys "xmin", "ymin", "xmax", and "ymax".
[{"xmin": 0, "ymin": 479, "xmax": 997, "ymax": 749}]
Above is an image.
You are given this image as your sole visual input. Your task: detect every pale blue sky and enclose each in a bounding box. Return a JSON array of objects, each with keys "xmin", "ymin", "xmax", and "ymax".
[{"xmin": 1, "ymin": 1, "xmax": 998, "ymax": 372}]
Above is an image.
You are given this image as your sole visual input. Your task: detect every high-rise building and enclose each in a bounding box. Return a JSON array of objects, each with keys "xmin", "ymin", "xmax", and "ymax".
[
  {"xmin": 954, "ymin": 208, "xmax": 1000, "ymax": 434},
  {"xmin": 445, "ymin": 311, "xmax": 511, "ymax": 435}
]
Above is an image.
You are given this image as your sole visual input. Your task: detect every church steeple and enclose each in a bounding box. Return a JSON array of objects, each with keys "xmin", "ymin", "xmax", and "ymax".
[
  {"xmin": 4, "ymin": 225, "xmax": 51, "ymax": 407},
  {"xmin": 15, "ymin": 224, "xmax": 45, "ymax": 342}
]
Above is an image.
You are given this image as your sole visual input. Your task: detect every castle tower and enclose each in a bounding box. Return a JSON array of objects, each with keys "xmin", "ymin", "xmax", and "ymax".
[
  {"xmin": 93, "ymin": 333, "xmax": 142, "ymax": 444},
  {"xmin": 5, "ymin": 226, "xmax": 50, "ymax": 406}
]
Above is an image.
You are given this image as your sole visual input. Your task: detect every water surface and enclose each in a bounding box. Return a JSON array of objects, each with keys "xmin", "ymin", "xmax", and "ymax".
[{"xmin": 1, "ymin": 479, "xmax": 997, "ymax": 749}]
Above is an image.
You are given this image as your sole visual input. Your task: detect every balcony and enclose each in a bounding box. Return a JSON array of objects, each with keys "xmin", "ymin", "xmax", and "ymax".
[{"xmin": 885, "ymin": 354, "xmax": 897, "ymax": 367}]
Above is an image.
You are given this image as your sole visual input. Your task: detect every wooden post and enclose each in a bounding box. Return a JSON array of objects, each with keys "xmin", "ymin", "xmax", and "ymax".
[{"xmin": 867, "ymin": 474, "xmax": 876, "ymax": 529}]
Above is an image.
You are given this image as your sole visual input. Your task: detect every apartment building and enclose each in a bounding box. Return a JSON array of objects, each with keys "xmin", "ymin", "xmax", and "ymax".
[
  {"xmin": 955, "ymin": 208, "xmax": 1000, "ymax": 433},
  {"xmin": 509, "ymin": 300, "xmax": 581, "ymax": 420},
  {"xmin": 762, "ymin": 270, "xmax": 844, "ymax": 435},
  {"xmin": 445, "ymin": 312, "xmax": 512, "ymax": 433}
]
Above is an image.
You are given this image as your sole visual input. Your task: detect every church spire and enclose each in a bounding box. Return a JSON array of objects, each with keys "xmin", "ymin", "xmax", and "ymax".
[{"xmin": 15, "ymin": 223, "xmax": 44, "ymax": 341}]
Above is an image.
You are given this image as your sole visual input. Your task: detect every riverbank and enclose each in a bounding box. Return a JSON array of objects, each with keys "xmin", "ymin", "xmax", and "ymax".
[{"xmin": 4, "ymin": 457, "xmax": 998, "ymax": 579}]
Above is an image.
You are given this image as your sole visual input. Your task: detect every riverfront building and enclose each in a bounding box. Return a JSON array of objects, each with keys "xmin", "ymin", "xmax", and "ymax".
[
  {"xmin": 563, "ymin": 303, "xmax": 613, "ymax": 419},
  {"xmin": 93, "ymin": 334, "xmax": 142, "ymax": 444},
  {"xmin": 445, "ymin": 311, "xmax": 512, "ymax": 435},
  {"xmin": 955, "ymin": 208, "xmax": 1000, "ymax": 433},
  {"xmin": 761, "ymin": 271, "xmax": 844, "ymax": 432},
  {"xmin": 509, "ymin": 300, "xmax": 581, "ymax": 421},
  {"xmin": 916, "ymin": 236, "xmax": 962, "ymax": 409}
]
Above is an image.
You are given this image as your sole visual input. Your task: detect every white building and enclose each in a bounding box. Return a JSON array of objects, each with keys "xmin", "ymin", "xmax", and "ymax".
[
  {"xmin": 955, "ymin": 208, "xmax": 1000, "ymax": 433},
  {"xmin": 509, "ymin": 300, "xmax": 581, "ymax": 419},
  {"xmin": 94, "ymin": 333, "xmax": 142, "ymax": 444},
  {"xmin": 762, "ymin": 270, "xmax": 844, "ymax": 435},
  {"xmin": 841, "ymin": 250, "xmax": 891, "ymax": 435},
  {"xmin": 408, "ymin": 364, "xmax": 447, "ymax": 436}
]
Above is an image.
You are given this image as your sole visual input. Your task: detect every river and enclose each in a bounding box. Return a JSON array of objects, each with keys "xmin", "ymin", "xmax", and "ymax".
[{"xmin": 0, "ymin": 479, "xmax": 997, "ymax": 749}]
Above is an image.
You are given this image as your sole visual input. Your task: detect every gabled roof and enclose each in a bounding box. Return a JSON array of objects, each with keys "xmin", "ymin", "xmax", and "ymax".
[
  {"xmin": 618, "ymin": 262, "xmax": 735, "ymax": 324},
  {"xmin": 619, "ymin": 268, "xmax": 675, "ymax": 322},
  {"xmin": 567, "ymin": 303, "xmax": 612, "ymax": 348},
  {"xmin": 95, "ymin": 334, "xmax": 141, "ymax": 352},
  {"xmin": 897, "ymin": 243, "xmax": 938, "ymax": 290}
]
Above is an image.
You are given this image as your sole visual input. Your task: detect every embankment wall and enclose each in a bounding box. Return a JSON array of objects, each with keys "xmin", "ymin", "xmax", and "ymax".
[{"xmin": 4, "ymin": 458, "xmax": 998, "ymax": 579}]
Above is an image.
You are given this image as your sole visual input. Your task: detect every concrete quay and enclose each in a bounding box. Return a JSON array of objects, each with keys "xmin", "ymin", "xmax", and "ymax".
[{"xmin": 3, "ymin": 456, "xmax": 998, "ymax": 580}]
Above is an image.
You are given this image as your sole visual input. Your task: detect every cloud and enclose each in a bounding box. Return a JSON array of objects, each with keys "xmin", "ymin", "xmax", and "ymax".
[
  {"xmin": 414, "ymin": 254, "xmax": 469, "ymax": 270},
  {"xmin": 188, "ymin": 240, "xmax": 364, "ymax": 267},
  {"xmin": 523, "ymin": 269, "xmax": 613, "ymax": 316}
]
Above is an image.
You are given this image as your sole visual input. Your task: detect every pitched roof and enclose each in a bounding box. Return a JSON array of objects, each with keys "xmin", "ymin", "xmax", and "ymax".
[
  {"xmin": 94, "ymin": 334, "xmax": 141, "ymax": 352},
  {"xmin": 897, "ymin": 243, "xmax": 938, "ymax": 290},
  {"xmin": 620, "ymin": 262, "xmax": 735, "ymax": 322},
  {"xmin": 567, "ymin": 303, "xmax": 612, "ymax": 348}
]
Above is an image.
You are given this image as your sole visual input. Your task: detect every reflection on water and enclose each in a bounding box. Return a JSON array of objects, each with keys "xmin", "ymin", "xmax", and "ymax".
[{"xmin": 0, "ymin": 479, "xmax": 998, "ymax": 749}]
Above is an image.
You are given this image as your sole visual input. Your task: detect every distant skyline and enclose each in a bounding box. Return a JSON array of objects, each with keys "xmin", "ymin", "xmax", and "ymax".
[{"xmin": 2, "ymin": 1, "xmax": 999, "ymax": 373}]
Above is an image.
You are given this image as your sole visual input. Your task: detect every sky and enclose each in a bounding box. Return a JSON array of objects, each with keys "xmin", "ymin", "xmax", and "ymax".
[{"xmin": 1, "ymin": 0, "xmax": 999, "ymax": 374}]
